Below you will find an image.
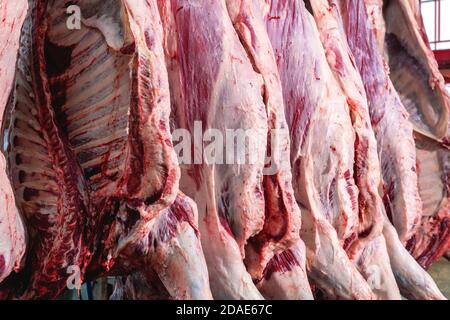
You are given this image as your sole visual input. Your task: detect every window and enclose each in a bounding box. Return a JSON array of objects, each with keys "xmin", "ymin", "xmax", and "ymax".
[{"xmin": 420, "ymin": 0, "xmax": 450, "ymax": 50}]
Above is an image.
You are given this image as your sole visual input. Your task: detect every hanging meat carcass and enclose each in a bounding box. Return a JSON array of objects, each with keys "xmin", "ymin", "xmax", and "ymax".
[
  {"xmin": 261, "ymin": 0, "xmax": 377, "ymax": 299},
  {"xmin": 0, "ymin": 0, "xmax": 447, "ymax": 301},
  {"xmin": 338, "ymin": 0, "xmax": 445, "ymax": 300},
  {"xmin": 379, "ymin": 0, "xmax": 450, "ymax": 269},
  {"xmin": 307, "ymin": 0, "xmax": 447, "ymax": 300},
  {"xmin": 156, "ymin": 0, "xmax": 311, "ymax": 300},
  {"xmin": 1, "ymin": 0, "xmax": 212, "ymax": 299},
  {"xmin": 306, "ymin": 0, "xmax": 400, "ymax": 299}
]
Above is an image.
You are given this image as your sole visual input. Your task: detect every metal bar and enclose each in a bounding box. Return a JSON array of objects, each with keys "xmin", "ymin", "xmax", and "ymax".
[
  {"xmin": 438, "ymin": 0, "xmax": 441, "ymax": 43},
  {"xmin": 435, "ymin": 0, "xmax": 438, "ymax": 50},
  {"xmin": 429, "ymin": 40, "xmax": 450, "ymax": 44}
]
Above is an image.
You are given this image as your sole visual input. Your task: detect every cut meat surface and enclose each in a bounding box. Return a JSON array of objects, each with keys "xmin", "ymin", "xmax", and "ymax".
[
  {"xmin": 2, "ymin": 0, "xmax": 211, "ymax": 300},
  {"xmin": 111, "ymin": 193, "xmax": 213, "ymax": 300},
  {"xmin": 308, "ymin": 0, "xmax": 400, "ymax": 299},
  {"xmin": 383, "ymin": 218, "xmax": 445, "ymax": 300},
  {"xmin": 407, "ymin": 138, "xmax": 449, "ymax": 269},
  {"xmin": 0, "ymin": 0, "xmax": 447, "ymax": 301},
  {"xmin": 256, "ymin": 241, "xmax": 313, "ymax": 300},
  {"xmin": 382, "ymin": 0, "xmax": 449, "ymax": 142},
  {"xmin": 157, "ymin": 0, "xmax": 308, "ymax": 299},
  {"xmin": 380, "ymin": 0, "xmax": 450, "ymax": 268},
  {"xmin": 0, "ymin": 0, "xmax": 28, "ymax": 284},
  {"xmin": 263, "ymin": 0, "xmax": 374, "ymax": 300},
  {"xmin": 340, "ymin": 0, "xmax": 445, "ymax": 300},
  {"xmin": 109, "ymin": 193, "xmax": 213, "ymax": 300},
  {"xmin": 225, "ymin": 0, "xmax": 310, "ymax": 299},
  {"xmin": 143, "ymin": 193, "xmax": 212, "ymax": 300},
  {"xmin": 6, "ymin": 1, "xmax": 91, "ymax": 298},
  {"xmin": 340, "ymin": 0, "xmax": 421, "ymax": 245},
  {"xmin": 157, "ymin": 0, "xmax": 267, "ymax": 299}
]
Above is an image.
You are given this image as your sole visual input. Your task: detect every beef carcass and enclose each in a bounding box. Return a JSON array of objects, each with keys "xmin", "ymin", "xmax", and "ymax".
[
  {"xmin": 2, "ymin": 0, "xmax": 211, "ymax": 299},
  {"xmin": 380, "ymin": 0, "xmax": 450, "ymax": 268},
  {"xmin": 262, "ymin": 0, "xmax": 375, "ymax": 299},
  {"xmin": 109, "ymin": 192, "xmax": 212, "ymax": 300},
  {"xmin": 157, "ymin": 0, "xmax": 311, "ymax": 299},
  {"xmin": 339, "ymin": 0, "xmax": 445, "ymax": 300},
  {"xmin": 410, "ymin": 139, "xmax": 449, "ymax": 268},
  {"xmin": 307, "ymin": 0, "xmax": 401, "ymax": 299},
  {"xmin": 340, "ymin": 0, "xmax": 421, "ymax": 245},
  {"xmin": 1, "ymin": 0, "xmax": 446, "ymax": 301},
  {"xmin": 382, "ymin": 0, "xmax": 449, "ymax": 141},
  {"xmin": 0, "ymin": 0, "xmax": 27, "ymax": 285},
  {"xmin": 225, "ymin": 0, "xmax": 312, "ymax": 300}
]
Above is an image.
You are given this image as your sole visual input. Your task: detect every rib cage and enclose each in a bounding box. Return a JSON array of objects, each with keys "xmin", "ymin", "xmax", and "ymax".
[
  {"xmin": 45, "ymin": 2, "xmax": 131, "ymax": 198},
  {"xmin": 9, "ymin": 10, "xmax": 59, "ymax": 228},
  {"xmin": 0, "ymin": 0, "xmax": 28, "ymax": 286},
  {"xmin": 6, "ymin": 3, "xmax": 90, "ymax": 298},
  {"xmin": 2, "ymin": 0, "xmax": 189, "ymax": 299}
]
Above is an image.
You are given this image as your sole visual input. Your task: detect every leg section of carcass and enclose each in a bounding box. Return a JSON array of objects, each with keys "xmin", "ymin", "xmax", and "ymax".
[
  {"xmin": 114, "ymin": 194, "xmax": 213, "ymax": 300},
  {"xmin": 256, "ymin": 241, "xmax": 313, "ymax": 300},
  {"xmin": 145, "ymin": 194, "xmax": 213, "ymax": 300},
  {"xmin": 383, "ymin": 219, "xmax": 446, "ymax": 300},
  {"xmin": 351, "ymin": 235, "xmax": 401, "ymax": 299}
]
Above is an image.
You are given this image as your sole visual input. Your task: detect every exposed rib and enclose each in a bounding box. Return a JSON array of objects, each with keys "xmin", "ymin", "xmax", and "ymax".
[
  {"xmin": 6, "ymin": 1, "xmax": 90, "ymax": 299},
  {"xmin": 0, "ymin": 0, "xmax": 28, "ymax": 285}
]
